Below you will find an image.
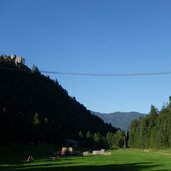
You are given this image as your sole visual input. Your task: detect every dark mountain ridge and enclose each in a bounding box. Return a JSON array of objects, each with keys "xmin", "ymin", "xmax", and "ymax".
[{"xmin": 0, "ymin": 56, "xmax": 116, "ymax": 145}]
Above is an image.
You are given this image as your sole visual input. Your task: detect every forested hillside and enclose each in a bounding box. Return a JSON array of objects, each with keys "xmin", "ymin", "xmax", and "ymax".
[
  {"xmin": 129, "ymin": 98, "xmax": 171, "ymax": 148},
  {"xmin": 0, "ymin": 56, "xmax": 117, "ymax": 146}
]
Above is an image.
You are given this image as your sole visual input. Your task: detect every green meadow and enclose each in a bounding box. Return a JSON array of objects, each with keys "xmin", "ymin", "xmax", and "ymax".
[{"xmin": 1, "ymin": 145, "xmax": 171, "ymax": 171}]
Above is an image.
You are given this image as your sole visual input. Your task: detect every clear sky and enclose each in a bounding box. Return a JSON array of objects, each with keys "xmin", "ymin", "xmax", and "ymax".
[{"xmin": 0, "ymin": 0, "xmax": 171, "ymax": 114}]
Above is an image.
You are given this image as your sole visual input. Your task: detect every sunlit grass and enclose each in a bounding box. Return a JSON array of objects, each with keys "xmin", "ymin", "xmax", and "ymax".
[{"xmin": 1, "ymin": 145, "xmax": 171, "ymax": 170}]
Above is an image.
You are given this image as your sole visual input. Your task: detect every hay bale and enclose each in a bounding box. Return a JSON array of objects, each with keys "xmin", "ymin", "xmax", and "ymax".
[
  {"xmin": 61, "ymin": 147, "xmax": 68, "ymax": 155},
  {"xmin": 83, "ymin": 151, "xmax": 89, "ymax": 156},
  {"xmin": 144, "ymin": 149, "xmax": 150, "ymax": 153}
]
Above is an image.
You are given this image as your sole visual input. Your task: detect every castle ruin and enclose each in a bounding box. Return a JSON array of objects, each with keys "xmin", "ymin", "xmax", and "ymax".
[{"xmin": 0, "ymin": 54, "xmax": 25, "ymax": 65}]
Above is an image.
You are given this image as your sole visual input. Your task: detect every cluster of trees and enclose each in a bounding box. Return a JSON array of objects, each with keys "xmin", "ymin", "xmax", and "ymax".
[
  {"xmin": 78, "ymin": 130, "xmax": 125, "ymax": 149},
  {"xmin": 129, "ymin": 97, "xmax": 171, "ymax": 148},
  {"xmin": 0, "ymin": 57, "xmax": 124, "ymax": 148}
]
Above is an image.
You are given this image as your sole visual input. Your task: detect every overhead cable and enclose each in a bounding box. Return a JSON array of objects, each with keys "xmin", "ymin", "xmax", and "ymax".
[
  {"xmin": 1, "ymin": 66, "xmax": 171, "ymax": 77},
  {"xmin": 41, "ymin": 70, "xmax": 171, "ymax": 77}
]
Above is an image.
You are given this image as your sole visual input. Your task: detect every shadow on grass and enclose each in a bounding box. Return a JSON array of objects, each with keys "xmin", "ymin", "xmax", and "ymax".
[{"xmin": 0, "ymin": 162, "xmax": 168, "ymax": 171}]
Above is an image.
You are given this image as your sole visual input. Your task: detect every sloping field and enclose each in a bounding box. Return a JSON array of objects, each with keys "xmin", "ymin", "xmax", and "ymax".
[{"xmin": 0, "ymin": 145, "xmax": 171, "ymax": 171}]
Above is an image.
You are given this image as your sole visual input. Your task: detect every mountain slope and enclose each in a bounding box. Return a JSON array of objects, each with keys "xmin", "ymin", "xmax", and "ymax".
[
  {"xmin": 92, "ymin": 111, "xmax": 145, "ymax": 132},
  {"xmin": 0, "ymin": 57, "xmax": 116, "ymax": 144}
]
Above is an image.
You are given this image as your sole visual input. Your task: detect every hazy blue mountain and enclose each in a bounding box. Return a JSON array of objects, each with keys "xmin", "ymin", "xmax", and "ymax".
[{"xmin": 92, "ymin": 111, "xmax": 146, "ymax": 132}]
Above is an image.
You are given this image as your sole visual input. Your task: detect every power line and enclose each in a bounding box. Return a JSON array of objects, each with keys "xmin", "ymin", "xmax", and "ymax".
[
  {"xmin": 41, "ymin": 70, "xmax": 171, "ymax": 77},
  {"xmin": 1, "ymin": 66, "xmax": 171, "ymax": 77}
]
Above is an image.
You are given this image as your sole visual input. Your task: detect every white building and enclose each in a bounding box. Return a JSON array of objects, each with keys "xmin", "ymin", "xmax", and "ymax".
[
  {"xmin": 10, "ymin": 55, "xmax": 25, "ymax": 65},
  {"xmin": 15, "ymin": 56, "xmax": 25, "ymax": 65}
]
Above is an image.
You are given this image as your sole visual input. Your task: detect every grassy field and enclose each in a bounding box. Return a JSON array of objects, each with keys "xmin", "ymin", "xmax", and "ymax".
[{"xmin": 0, "ymin": 145, "xmax": 171, "ymax": 171}]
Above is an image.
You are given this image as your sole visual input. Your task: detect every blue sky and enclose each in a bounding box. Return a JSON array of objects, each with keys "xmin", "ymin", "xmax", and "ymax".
[{"xmin": 0, "ymin": 0, "xmax": 171, "ymax": 113}]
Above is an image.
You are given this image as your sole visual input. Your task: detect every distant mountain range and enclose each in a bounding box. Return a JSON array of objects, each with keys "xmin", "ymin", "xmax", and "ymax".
[{"xmin": 92, "ymin": 111, "xmax": 146, "ymax": 132}]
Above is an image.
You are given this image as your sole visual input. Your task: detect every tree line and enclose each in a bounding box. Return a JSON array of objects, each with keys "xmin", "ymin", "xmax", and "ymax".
[
  {"xmin": 0, "ymin": 57, "xmax": 125, "ymax": 148},
  {"xmin": 78, "ymin": 130, "xmax": 125, "ymax": 149},
  {"xmin": 129, "ymin": 97, "xmax": 171, "ymax": 148}
]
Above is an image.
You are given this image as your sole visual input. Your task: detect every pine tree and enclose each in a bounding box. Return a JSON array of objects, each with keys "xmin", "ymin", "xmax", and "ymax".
[{"xmin": 33, "ymin": 112, "xmax": 41, "ymax": 127}]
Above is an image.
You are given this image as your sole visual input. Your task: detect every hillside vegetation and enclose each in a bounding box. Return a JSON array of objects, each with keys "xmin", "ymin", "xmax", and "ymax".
[
  {"xmin": 0, "ymin": 56, "xmax": 118, "ymax": 146},
  {"xmin": 129, "ymin": 98, "xmax": 171, "ymax": 148}
]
